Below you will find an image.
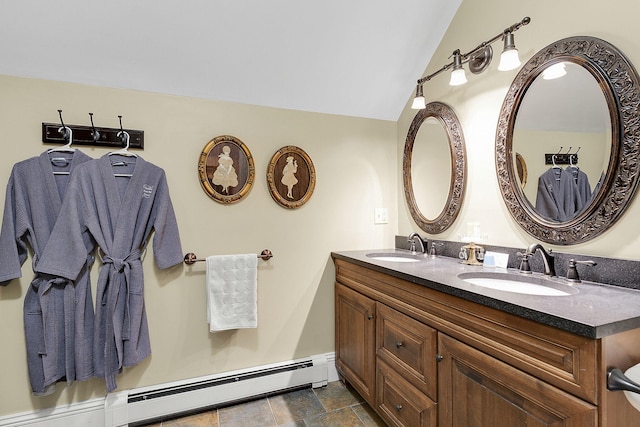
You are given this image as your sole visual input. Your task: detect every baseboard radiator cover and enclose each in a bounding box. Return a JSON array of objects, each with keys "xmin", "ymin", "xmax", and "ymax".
[
  {"xmin": 0, "ymin": 353, "xmax": 334, "ymax": 427},
  {"xmin": 107, "ymin": 353, "xmax": 329, "ymax": 426}
]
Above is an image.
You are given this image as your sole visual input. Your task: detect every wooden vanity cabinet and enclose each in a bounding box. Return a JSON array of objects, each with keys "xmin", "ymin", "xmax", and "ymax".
[
  {"xmin": 438, "ymin": 333, "xmax": 596, "ymax": 426},
  {"xmin": 334, "ymin": 258, "xmax": 640, "ymax": 427}
]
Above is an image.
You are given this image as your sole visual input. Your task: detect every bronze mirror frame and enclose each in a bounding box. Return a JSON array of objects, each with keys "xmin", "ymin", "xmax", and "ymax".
[
  {"xmin": 403, "ymin": 101, "xmax": 467, "ymax": 234},
  {"xmin": 496, "ymin": 36, "xmax": 640, "ymax": 245}
]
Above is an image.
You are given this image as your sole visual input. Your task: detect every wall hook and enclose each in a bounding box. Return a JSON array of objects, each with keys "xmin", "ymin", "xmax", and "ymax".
[
  {"xmin": 89, "ymin": 113, "xmax": 100, "ymax": 142},
  {"xmin": 57, "ymin": 109, "xmax": 70, "ymax": 141},
  {"xmin": 117, "ymin": 115, "xmax": 126, "ymax": 144}
]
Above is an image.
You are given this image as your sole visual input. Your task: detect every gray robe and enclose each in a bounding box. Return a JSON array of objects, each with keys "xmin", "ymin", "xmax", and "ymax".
[
  {"xmin": 0, "ymin": 150, "xmax": 94, "ymax": 396},
  {"xmin": 567, "ymin": 166, "xmax": 592, "ymax": 213},
  {"xmin": 35, "ymin": 154, "xmax": 183, "ymax": 392},
  {"xmin": 535, "ymin": 167, "xmax": 579, "ymax": 222}
]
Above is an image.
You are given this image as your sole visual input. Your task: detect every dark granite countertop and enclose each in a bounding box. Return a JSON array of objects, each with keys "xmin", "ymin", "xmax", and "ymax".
[{"xmin": 332, "ymin": 249, "xmax": 640, "ymax": 339}]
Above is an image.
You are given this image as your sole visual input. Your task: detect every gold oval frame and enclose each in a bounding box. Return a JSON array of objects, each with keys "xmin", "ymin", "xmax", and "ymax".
[
  {"xmin": 198, "ymin": 135, "xmax": 255, "ymax": 204},
  {"xmin": 267, "ymin": 146, "xmax": 316, "ymax": 209}
]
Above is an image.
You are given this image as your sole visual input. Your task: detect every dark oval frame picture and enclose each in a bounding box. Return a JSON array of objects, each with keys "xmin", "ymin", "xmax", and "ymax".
[
  {"xmin": 198, "ymin": 135, "xmax": 255, "ymax": 204},
  {"xmin": 267, "ymin": 145, "xmax": 316, "ymax": 209}
]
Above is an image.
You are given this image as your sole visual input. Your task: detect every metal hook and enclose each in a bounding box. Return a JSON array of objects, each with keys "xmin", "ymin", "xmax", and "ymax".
[
  {"xmin": 89, "ymin": 113, "xmax": 100, "ymax": 142},
  {"xmin": 57, "ymin": 109, "xmax": 69, "ymax": 141},
  {"xmin": 117, "ymin": 115, "xmax": 126, "ymax": 144}
]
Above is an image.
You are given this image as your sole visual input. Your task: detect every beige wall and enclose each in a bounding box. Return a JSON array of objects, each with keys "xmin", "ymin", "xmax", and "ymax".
[
  {"xmin": 398, "ymin": 0, "xmax": 640, "ymax": 258},
  {"xmin": 0, "ymin": 75, "xmax": 397, "ymax": 415},
  {"xmin": 5, "ymin": 0, "xmax": 640, "ymax": 418}
]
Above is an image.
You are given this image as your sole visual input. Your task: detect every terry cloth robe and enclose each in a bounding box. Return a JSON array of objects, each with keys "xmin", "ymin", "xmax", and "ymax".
[
  {"xmin": 567, "ymin": 166, "xmax": 592, "ymax": 213},
  {"xmin": 0, "ymin": 150, "xmax": 94, "ymax": 396},
  {"xmin": 35, "ymin": 154, "xmax": 183, "ymax": 392},
  {"xmin": 534, "ymin": 167, "xmax": 579, "ymax": 222}
]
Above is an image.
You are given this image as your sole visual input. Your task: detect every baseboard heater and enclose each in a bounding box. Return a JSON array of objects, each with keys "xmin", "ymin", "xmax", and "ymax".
[{"xmin": 105, "ymin": 354, "xmax": 329, "ymax": 426}]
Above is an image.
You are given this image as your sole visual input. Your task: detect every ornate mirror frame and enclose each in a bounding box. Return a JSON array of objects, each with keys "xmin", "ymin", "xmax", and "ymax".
[
  {"xmin": 496, "ymin": 36, "xmax": 640, "ymax": 245},
  {"xmin": 403, "ymin": 101, "xmax": 467, "ymax": 234}
]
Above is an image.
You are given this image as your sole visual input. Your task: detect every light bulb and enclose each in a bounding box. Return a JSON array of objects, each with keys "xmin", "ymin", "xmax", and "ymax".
[
  {"xmin": 449, "ymin": 68, "xmax": 467, "ymax": 86},
  {"xmin": 498, "ymin": 49, "xmax": 520, "ymax": 71},
  {"xmin": 543, "ymin": 62, "xmax": 567, "ymax": 80}
]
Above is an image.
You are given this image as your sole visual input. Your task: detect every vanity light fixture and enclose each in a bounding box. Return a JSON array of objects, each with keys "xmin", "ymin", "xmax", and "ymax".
[
  {"xmin": 497, "ymin": 31, "xmax": 521, "ymax": 71},
  {"xmin": 411, "ymin": 16, "xmax": 531, "ymax": 109},
  {"xmin": 449, "ymin": 50, "xmax": 468, "ymax": 86}
]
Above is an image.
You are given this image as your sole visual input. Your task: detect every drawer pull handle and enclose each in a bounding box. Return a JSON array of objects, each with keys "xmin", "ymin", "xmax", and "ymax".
[
  {"xmin": 367, "ymin": 314, "xmax": 373, "ymax": 320},
  {"xmin": 395, "ymin": 404, "xmax": 403, "ymax": 411},
  {"xmin": 396, "ymin": 342, "xmax": 404, "ymax": 348}
]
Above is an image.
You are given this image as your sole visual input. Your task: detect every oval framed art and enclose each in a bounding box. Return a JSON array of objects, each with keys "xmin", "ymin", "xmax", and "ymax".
[
  {"xmin": 198, "ymin": 135, "xmax": 255, "ymax": 204},
  {"xmin": 267, "ymin": 145, "xmax": 316, "ymax": 209}
]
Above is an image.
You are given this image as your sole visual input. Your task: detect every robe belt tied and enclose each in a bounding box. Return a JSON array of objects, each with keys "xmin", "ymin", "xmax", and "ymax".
[
  {"xmin": 102, "ymin": 249, "xmax": 141, "ymax": 341},
  {"xmin": 101, "ymin": 248, "xmax": 141, "ymax": 392}
]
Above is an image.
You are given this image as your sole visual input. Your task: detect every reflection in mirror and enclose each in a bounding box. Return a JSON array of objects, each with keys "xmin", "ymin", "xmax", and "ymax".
[
  {"xmin": 513, "ymin": 61, "xmax": 611, "ymax": 221},
  {"xmin": 496, "ymin": 36, "xmax": 640, "ymax": 244},
  {"xmin": 404, "ymin": 102, "xmax": 466, "ymax": 234},
  {"xmin": 411, "ymin": 117, "xmax": 452, "ymax": 219}
]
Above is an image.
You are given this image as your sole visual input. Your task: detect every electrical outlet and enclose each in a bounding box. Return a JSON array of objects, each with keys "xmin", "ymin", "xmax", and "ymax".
[{"xmin": 374, "ymin": 208, "xmax": 388, "ymax": 224}]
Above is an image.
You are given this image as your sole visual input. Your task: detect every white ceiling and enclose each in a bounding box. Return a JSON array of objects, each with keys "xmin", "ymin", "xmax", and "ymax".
[{"xmin": 0, "ymin": 0, "xmax": 460, "ymax": 121}]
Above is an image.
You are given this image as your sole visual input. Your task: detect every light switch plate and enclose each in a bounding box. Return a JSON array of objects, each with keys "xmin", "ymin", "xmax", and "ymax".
[{"xmin": 374, "ymin": 208, "xmax": 388, "ymax": 224}]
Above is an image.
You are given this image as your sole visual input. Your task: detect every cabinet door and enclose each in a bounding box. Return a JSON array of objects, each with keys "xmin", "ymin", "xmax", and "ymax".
[
  {"xmin": 335, "ymin": 283, "xmax": 376, "ymax": 405},
  {"xmin": 438, "ymin": 333, "xmax": 597, "ymax": 427}
]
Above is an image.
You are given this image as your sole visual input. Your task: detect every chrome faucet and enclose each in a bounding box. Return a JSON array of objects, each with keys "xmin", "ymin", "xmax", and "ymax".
[
  {"xmin": 408, "ymin": 232, "xmax": 426, "ymax": 254},
  {"xmin": 520, "ymin": 243, "xmax": 556, "ymax": 276}
]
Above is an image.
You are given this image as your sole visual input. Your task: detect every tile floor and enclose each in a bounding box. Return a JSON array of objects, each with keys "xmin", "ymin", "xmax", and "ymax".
[{"xmin": 141, "ymin": 381, "xmax": 387, "ymax": 426}]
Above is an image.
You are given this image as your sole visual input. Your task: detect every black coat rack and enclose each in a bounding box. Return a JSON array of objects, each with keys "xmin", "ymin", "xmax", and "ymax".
[{"xmin": 42, "ymin": 111, "xmax": 144, "ymax": 149}]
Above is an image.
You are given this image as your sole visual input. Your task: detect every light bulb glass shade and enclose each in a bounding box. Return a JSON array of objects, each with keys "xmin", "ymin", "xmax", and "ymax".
[
  {"xmin": 449, "ymin": 68, "xmax": 467, "ymax": 86},
  {"xmin": 411, "ymin": 84, "xmax": 426, "ymax": 109},
  {"xmin": 542, "ymin": 62, "xmax": 567, "ymax": 80},
  {"xmin": 411, "ymin": 95, "xmax": 426, "ymax": 109},
  {"xmin": 498, "ymin": 48, "xmax": 520, "ymax": 71},
  {"xmin": 498, "ymin": 31, "xmax": 520, "ymax": 71}
]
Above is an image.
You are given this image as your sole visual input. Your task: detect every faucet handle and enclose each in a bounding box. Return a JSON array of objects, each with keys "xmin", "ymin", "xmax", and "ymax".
[
  {"xmin": 566, "ymin": 259, "xmax": 597, "ymax": 283},
  {"xmin": 429, "ymin": 242, "xmax": 443, "ymax": 258},
  {"xmin": 517, "ymin": 251, "xmax": 531, "ymax": 274}
]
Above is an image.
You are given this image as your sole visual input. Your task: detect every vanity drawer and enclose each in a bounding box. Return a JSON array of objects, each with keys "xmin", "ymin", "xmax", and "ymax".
[
  {"xmin": 377, "ymin": 302, "xmax": 438, "ymax": 400},
  {"xmin": 377, "ymin": 358, "xmax": 437, "ymax": 427}
]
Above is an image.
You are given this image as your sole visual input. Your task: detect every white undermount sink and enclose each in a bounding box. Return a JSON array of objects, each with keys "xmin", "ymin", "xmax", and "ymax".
[
  {"xmin": 366, "ymin": 252, "xmax": 422, "ymax": 263},
  {"xmin": 457, "ymin": 271, "xmax": 579, "ymax": 296},
  {"xmin": 624, "ymin": 364, "xmax": 640, "ymax": 412}
]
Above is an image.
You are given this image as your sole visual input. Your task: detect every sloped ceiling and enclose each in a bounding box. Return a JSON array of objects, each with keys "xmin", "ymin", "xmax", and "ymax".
[{"xmin": 0, "ymin": 1, "xmax": 461, "ymax": 121}]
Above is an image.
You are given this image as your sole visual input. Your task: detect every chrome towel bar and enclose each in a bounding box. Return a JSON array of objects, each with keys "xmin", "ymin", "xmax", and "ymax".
[{"xmin": 183, "ymin": 249, "xmax": 273, "ymax": 265}]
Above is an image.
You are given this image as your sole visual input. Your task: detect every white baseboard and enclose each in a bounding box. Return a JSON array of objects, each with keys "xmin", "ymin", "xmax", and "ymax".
[{"xmin": 0, "ymin": 352, "xmax": 338, "ymax": 427}]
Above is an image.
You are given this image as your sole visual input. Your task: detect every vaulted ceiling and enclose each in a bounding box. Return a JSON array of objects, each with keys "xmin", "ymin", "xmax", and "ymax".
[{"xmin": 0, "ymin": 1, "xmax": 461, "ymax": 121}]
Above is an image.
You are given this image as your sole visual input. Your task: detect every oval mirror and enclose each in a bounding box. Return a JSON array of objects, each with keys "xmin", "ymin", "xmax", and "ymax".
[
  {"xmin": 404, "ymin": 101, "xmax": 466, "ymax": 234},
  {"xmin": 496, "ymin": 36, "xmax": 640, "ymax": 244}
]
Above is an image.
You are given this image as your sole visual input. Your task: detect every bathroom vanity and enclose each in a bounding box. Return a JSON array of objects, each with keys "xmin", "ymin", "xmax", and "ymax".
[{"xmin": 332, "ymin": 250, "xmax": 640, "ymax": 426}]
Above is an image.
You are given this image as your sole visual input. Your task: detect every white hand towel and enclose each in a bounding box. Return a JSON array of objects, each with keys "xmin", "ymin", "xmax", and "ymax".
[{"xmin": 206, "ymin": 254, "xmax": 258, "ymax": 332}]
